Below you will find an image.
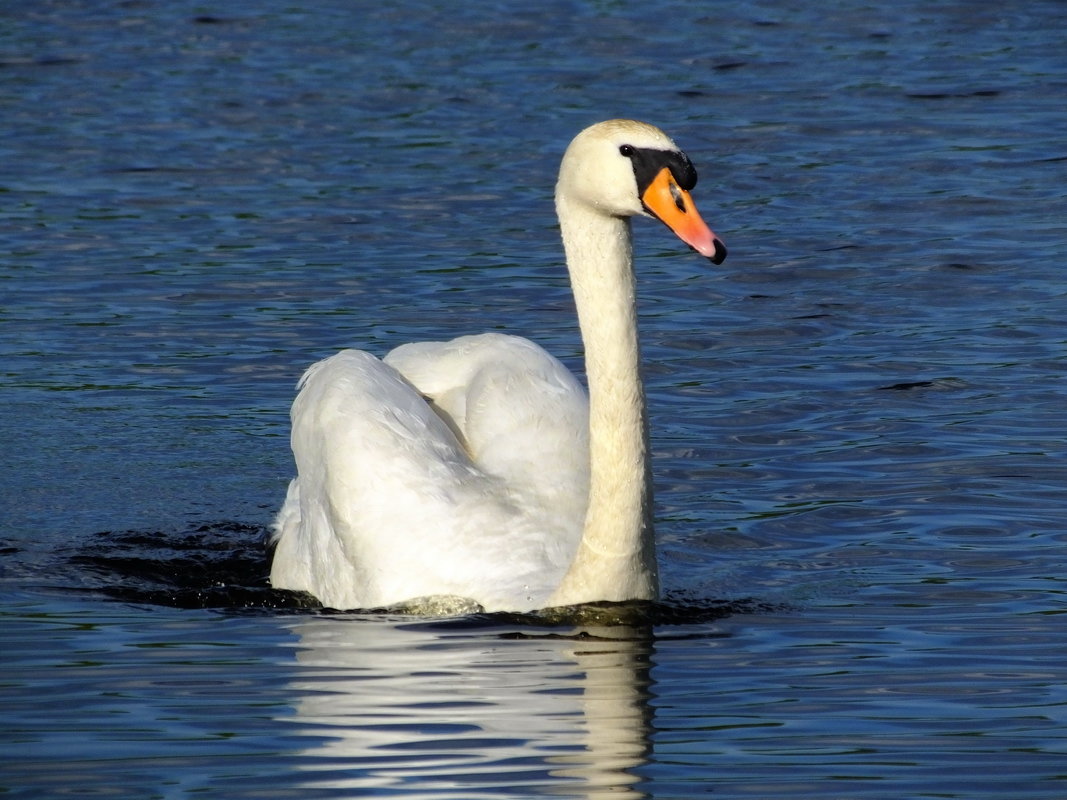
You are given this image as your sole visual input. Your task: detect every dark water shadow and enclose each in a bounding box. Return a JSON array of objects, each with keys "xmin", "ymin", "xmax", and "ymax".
[
  {"xmin": 65, "ymin": 522, "xmax": 308, "ymax": 611},
  {"xmin": 64, "ymin": 521, "xmax": 775, "ymax": 626}
]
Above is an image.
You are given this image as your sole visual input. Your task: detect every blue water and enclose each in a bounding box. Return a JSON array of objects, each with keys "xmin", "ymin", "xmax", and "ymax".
[{"xmin": 2, "ymin": 1, "xmax": 1066, "ymax": 797}]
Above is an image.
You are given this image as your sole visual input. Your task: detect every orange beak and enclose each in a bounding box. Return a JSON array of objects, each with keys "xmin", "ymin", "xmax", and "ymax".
[{"xmin": 641, "ymin": 167, "xmax": 727, "ymax": 264}]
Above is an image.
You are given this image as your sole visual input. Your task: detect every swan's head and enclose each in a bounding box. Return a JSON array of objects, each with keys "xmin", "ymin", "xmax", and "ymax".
[{"xmin": 556, "ymin": 119, "xmax": 726, "ymax": 264}]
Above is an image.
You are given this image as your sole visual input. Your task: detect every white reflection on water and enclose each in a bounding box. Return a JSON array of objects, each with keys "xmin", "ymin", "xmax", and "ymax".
[{"xmin": 279, "ymin": 617, "xmax": 655, "ymax": 798}]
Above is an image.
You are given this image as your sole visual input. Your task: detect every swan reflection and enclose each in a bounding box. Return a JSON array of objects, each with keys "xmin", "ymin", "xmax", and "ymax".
[{"xmin": 279, "ymin": 616, "xmax": 655, "ymax": 798}]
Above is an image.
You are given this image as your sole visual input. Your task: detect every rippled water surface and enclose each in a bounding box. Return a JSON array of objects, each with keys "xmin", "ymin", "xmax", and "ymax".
[{"xmin": 2, "ymin": 1, "xmax": 1066, "ymax": 797}]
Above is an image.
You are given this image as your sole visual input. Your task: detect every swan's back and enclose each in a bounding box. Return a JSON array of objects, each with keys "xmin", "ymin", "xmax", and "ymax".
[{"xmin": 385, "ymin": 333, "xmax": 589, "ymax": 512}]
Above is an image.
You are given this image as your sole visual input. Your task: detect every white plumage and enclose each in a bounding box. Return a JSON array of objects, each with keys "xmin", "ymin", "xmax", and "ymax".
[{"xmin": 270, "ymin": 119, "xmax": 726, "ymax": 612}]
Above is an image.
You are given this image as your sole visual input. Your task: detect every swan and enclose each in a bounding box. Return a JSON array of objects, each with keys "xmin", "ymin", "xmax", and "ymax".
[{"xmin": 269, "ymin": 119, "xmax": 726, "ymax": 613}]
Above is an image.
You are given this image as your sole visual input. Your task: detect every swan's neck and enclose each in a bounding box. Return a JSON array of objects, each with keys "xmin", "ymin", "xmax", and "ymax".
[{"xmin": 548, "ymin": 195, "xmax": 659, "ymax": 607}]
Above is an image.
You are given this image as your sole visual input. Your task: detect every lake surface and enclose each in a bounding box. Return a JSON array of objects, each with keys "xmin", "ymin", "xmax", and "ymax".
[{"xmin": 2, "ymin": 1, "xmax": 1066, "ymax": 797}]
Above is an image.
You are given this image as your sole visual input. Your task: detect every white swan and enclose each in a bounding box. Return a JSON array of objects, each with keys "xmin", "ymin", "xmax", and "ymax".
[{"xmin": 269, "ymin": 119, "xmax": 726, "ymax": 612}]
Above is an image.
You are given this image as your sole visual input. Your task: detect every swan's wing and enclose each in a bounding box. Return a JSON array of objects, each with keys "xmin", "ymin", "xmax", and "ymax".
[
  {"xmin": 272, "ymin": 349, "xmax": 501, "ymax": 609},
  {"xmin": 271, "ymin": 340, "xmax": 588, "ymax": 611},
  {"xmin": 385, "ymin": 333, "xmax": 589, "ymax": 518}
]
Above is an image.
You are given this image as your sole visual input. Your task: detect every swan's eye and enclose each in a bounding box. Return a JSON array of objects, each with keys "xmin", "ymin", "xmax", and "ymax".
[{"xmin": 619, "ymin": 144, "xmax": 635, "ymax": 157}]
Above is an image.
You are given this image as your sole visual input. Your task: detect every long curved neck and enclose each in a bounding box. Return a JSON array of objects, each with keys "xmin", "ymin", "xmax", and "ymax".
[{"xmin": 548, "ymin": 194, "xmax": 659, "ymax": 607}]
